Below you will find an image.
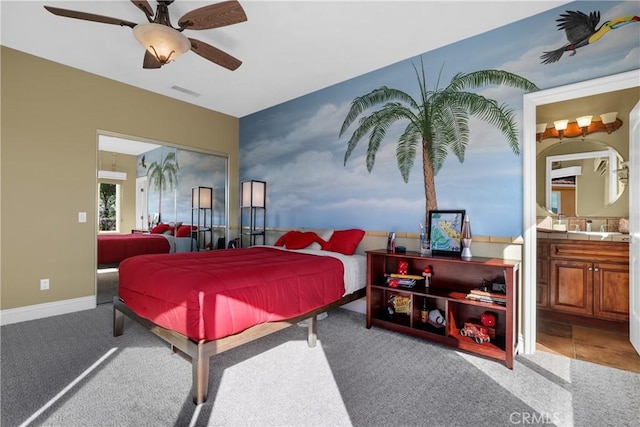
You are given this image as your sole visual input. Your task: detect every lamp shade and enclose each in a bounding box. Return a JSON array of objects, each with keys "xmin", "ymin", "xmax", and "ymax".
[
  {"xmin": 133, "ymin": 23, "xmax": 191, "ymax": 64},
  {"xmin": 553, "ymin": 120, "xmax": 569, "ymax": 131},
  {"xmin": 576, "ymin": 115, "xmax": 592, "ymax": 127},
  {"xmin": 192, "ymin": 187, "xmax": 212, "ymax": 209},
  {"xmin": 536, "ymin": 123, "xmax": 547, "ymax": 134},
  {"xmin": 600, "ymin": 112, "xmax": 618, "ymax": 124},
  {"xmin": 241, "ymin": 180, "xmax": 266, "ymax": 208}
]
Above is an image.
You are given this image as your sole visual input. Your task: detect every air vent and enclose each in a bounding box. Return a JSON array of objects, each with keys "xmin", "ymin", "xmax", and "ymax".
[{"xmin": 171, "ymin": 85, "xmax": 201, "ymax": 97}]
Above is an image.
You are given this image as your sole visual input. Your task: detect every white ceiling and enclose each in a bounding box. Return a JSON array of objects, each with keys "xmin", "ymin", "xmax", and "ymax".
[
  {"xmin": 1, "ymin": 1, "xmax": 568, "ymax": 119},
  {"xmin": 98, "ymin": 134, "xmax": 161, "ymax": 155}
]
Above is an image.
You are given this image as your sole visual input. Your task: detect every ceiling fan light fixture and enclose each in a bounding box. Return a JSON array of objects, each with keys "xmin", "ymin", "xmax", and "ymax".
[{"xmin": 133, "ymin": 23, "xmax": 191, "ymax": 64}]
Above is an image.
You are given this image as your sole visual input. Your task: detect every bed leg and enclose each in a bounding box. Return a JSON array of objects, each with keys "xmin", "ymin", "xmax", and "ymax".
[
  {"xmin": 192, "ymin": 341, "xmax": 209, "ymax": 404},
  {"xmin": 113, "ymin": 303, "xmax": 124, "ymax": 337},
  {"xmin": 307, "ymin": 315, "xmax": 317, "ymax": 348}
]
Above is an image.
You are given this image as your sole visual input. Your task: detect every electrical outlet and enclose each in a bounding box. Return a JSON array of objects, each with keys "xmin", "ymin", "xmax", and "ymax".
[{"xmin": 40, "ymin": 278, "xmax": 50, "ymax": 291}]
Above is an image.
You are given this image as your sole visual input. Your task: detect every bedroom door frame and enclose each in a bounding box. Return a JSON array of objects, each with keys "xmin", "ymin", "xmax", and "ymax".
[
  {"xmin": 135, "ymin": 176, "xmax": 148, "ymax": 230},
  {"xmin": 522, "ymin": 69, "xmax": 640, "ymax": 355}
]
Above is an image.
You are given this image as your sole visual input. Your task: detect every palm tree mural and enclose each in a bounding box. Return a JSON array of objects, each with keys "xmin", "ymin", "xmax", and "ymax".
[
  {"xmin": 339, "ymin": 59, "xmax": 538, "ymax": 215},
  {"xmin": 147, "ymin": 151, "xmax": 179, "ymax": 223}
]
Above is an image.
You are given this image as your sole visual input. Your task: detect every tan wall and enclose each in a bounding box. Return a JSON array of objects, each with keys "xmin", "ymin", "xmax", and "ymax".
[
  {"xmin": 536, "ymin": 87, "xmax": 639, "ymax": 218},
  {"xmin": 1, "ymin": 47, "xmax": 239, "ymax": 310}
]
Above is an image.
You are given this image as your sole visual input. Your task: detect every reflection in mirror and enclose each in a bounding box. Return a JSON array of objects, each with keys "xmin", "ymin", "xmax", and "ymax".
[
  {"xmin": 140, "ymin": 146, "xmax": 228, "ymax": 249},
  {"xmin": 536, "ymin": 139, "xmax": 626, "ymax": 216},
  {"xmin": 98, "ymin": 134, "xmax": 229, "ymax": 248}
]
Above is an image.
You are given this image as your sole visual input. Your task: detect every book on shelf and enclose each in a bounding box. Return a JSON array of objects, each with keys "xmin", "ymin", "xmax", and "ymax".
[
  {"xmin": 465, "ymin": 292, "xmax": 506, "ymax": 306},
  {"xmin": 387, "ymin": 277, "xmax": 417, "ymax": 288},
  {"xmin": 469, "ymin": 288, "xmax": 506, "ymax": 299},
  {"xmin": 386, "ymin": 273, "xmax": 424, "ymax": 280}
]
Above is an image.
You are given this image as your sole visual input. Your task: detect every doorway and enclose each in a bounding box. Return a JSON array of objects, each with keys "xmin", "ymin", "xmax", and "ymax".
[{"xmin": 522, "ymin": 70, "xmax": 640, "ymax": 361}]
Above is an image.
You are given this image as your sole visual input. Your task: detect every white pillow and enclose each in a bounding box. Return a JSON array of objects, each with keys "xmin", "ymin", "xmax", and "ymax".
[{"xmin": 307, "ymin": 229, "xmax": 334, "ymax": 250}]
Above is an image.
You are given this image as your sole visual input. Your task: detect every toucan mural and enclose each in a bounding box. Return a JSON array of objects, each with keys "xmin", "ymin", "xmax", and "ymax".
[{"xmin": 541, "ymin": 10, "xmax": 640, "ymax": 64}]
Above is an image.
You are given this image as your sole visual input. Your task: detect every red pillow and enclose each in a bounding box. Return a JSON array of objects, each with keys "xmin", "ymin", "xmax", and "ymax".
[
  {"xmin": 274, "ymin": 231, "xmax": 327, "ymax": 249},
  {"xmin": 274, "ymin": 231, "xmax": 299, "ymax": 247},
  {"xmin": 176, "ymin": 225, "xmax": 194, "ymax": 237},
  {"xmin": 324, "ymin": 229, "xmax": 365, "ymax": 255},
  {"xmin": 150, "ymin": 223, "xmax": 171, "ymax": 234},
  {"xmin": 285, "ymin": 231, "xmax": 324, "ymax": 249}
]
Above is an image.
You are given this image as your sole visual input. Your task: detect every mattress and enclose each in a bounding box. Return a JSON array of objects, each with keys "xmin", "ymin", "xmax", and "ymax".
[
  {"xmin": 97, "ymin": 233, "xmax": 171, "ymax": 264},
  {"xmin": 118, "ymin": 247, "xmax": 360, "ymax": 341},
  {"xmin": 262, "ymin": 245, "xmax": 366, "ymax": 295}
]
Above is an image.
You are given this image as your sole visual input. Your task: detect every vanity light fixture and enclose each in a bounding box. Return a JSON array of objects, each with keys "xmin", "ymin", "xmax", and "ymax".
[
  {"xmin": 576, "ymin": 115, "xmax": 592, "ymax": 137},
  {"xmin": 600, "ymin": 112, "xmax": 619, "ymax": 133},
  {"xmin": 553, "ymin": 120, "xmax": 569, "ymax": 140},
  {"xmin": 536, "ymin": 123, "xmax": 547, "ymax": 143},
  {"xmin": 536, "ymin": 112, "xmax": 623, "ymax": 142}
]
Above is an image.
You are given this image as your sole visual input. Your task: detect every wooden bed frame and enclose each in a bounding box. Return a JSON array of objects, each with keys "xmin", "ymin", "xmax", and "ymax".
[{"xmin": 113, "ymin": 287, "xmax": 366, "ymax": 404}]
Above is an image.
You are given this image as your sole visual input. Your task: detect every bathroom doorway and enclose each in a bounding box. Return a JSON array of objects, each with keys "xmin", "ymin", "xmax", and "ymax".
[{"xmin": 522, "ymin": 70, "xmax": 640, "ymax": 366}]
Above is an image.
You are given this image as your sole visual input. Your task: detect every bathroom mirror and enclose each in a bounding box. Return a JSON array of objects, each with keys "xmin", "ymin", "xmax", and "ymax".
[{"xmin": 536, "ymin": 139, "xmax": 626, "ymax": 216}]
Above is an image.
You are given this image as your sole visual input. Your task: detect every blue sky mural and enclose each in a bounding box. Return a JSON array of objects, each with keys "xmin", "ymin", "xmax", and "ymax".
[{"xmin": 239, "ymin": 1, "xmax": 639, "ymax": 237}]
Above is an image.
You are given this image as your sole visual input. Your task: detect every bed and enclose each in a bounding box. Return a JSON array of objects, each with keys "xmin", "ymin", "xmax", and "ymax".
[
  {"xmin": 113, "ymin": 243, "xmax": 367, "ymax": 403},
  {"xmin": 97, "ymin": 232, "xmax": 195, "ymax": 266},
  {"xmin": 97, "ymin": 234, "xmax": 171, "ymax": 265}
]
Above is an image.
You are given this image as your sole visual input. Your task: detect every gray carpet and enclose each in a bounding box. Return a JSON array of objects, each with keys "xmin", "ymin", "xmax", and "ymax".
[
  {"xmin": 1, "ymin": 306, "xmax": 639, "ymax": 427},
  {"xmin": 96, "ymin": 269, "xmax": 118, "ymax": 305}
]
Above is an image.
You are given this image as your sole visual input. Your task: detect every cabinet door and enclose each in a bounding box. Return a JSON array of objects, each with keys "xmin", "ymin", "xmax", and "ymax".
[
  {"xmin": 537, "ymin": 242, "xmax": 549, "ymax": 308},
  {"xmin": 536, "ymin": 284, "xmax": 549, "ymax": 308},
  {"xmin": 550, "ymin": 259, "xmax": 593, "ymax": 315},
  {"xmin": 593, "ymin": 262, "xmax": 629, "ymax": 321}
]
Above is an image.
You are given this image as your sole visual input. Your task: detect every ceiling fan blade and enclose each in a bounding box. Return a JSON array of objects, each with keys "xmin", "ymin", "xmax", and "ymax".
[
  {"xmin": 189, "ymin": 38, "xmax": 242, "ymax": 71},
  {"xmin": 130, "ymin": 0, "xmax": 154, "ymax": 20},
  {"xmin": 178, "ymin": 0, "xmax": 247, "ymax": 30},
  {"xmin": 142, "ymin": 50, "xmax": 162, "ymax": 69},
  {"xmin": 44, "ymin": 6, "xmax": 137, "ymax": 29}
]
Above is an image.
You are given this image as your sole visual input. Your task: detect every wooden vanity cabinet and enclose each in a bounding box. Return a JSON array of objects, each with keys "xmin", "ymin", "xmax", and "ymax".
[
  {"xmin": 549, "ymin": 259, "xmax": 593, "ymax": 315},
  {"xmin": 536, "ymin": 241, "xmax": 549, "ymax": 308},
  {"xmin": 593, "ymin": 262, "xmax": 630, "ymax": 321},
  {"xmin": 543, "ymin": 240, "xmax": 629, "ymax": 323}
]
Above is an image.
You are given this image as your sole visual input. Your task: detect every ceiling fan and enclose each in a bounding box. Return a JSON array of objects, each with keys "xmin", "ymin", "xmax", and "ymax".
[{"xmin": 44, "ymin": 0, "xmax": 247, "ymax": 70}]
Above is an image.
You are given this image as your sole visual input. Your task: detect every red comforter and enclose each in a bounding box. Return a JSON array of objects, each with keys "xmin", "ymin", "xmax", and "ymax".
[
  {"xmin": 117, "ymin": 247, "xmax": 345, "ymax": 341},
  {"xmin": 98, "ymin": 234, "xmax": 171, "ymax": 264}
]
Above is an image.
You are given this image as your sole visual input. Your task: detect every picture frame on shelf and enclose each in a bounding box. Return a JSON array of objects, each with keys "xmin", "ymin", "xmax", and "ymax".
[{"xmin": 427, "ymin": 209, "xmax": 466, "ymax": 256}]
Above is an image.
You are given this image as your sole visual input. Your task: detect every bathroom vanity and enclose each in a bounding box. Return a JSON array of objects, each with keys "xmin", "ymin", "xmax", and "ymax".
[{"xmin": 537, "ymin": 232, "xmax": 630, "ymax": 328}]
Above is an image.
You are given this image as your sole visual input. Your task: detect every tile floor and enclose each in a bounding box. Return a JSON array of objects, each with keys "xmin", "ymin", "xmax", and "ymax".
[{"xmin": 536, "ymin": 318, "xmax": 640, "ymax": 373}]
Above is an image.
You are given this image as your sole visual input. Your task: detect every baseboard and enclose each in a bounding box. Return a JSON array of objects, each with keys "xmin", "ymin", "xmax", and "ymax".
[{"xmin": 0, "ymin": 296, "xmax": 96, "ymax": 326}]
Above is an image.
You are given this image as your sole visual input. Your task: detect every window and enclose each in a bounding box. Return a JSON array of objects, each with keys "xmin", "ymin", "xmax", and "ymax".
[
  {"xmin": 98, "ymin": 182, "xmax": 121, "ymax": 232},
  {"xmin": 550, "ymin": 191, "xmax": 560, "ymax": 214}
]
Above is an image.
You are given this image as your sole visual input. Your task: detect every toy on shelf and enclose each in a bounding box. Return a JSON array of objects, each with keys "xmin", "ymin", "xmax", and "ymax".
[
  {"xmin": 398, "ymin": 260, "xmax": 408, "ymax": 275},
  {"xmin": 459, "ymin": 321, "xmax": 491, "ymax": 344},
  {"xmin": 422, "ymin": 266, "xmax": 432, "ymax": 288},
  {"xmin": 387, "ymin": 294, "xmax": 411, "ymax": 315},
  {"xmin": 480, "ymin": 311, "xmax": 497, "ymax": 327},
  {"xmin": 428, "ymin": 309, "xmax": 446, "ymax": 326}
]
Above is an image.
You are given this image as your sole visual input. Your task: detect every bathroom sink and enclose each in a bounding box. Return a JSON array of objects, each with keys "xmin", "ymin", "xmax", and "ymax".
[{"xmin": 567, "ymin": 231, "xmax": 622, "ymax": 237}]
